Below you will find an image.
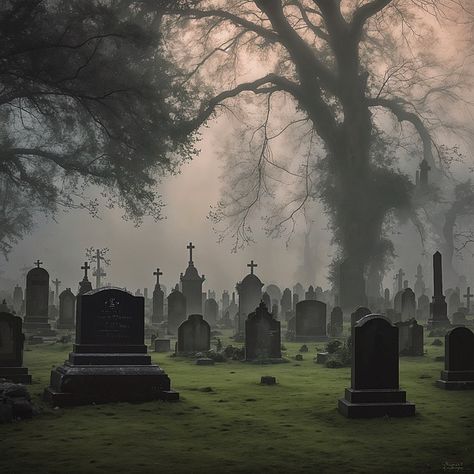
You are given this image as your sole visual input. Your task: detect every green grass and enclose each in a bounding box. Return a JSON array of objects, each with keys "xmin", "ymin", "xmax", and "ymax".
[{"xmin": 1, "ymin": 335, "xmax": 473, "ymax": 474}]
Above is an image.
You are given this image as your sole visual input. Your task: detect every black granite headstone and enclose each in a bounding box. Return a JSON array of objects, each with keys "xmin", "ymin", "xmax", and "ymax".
[
  {"xmin": 351, "ymin": 307, "xmax": 371, "ymax": 327},
  {"xmin": 177, "ymin": 314, "xmax": 210, "ymax": 354},
  {"xmin": 295, "ymin": 300, "xmax": 327, "ymax": 341}
]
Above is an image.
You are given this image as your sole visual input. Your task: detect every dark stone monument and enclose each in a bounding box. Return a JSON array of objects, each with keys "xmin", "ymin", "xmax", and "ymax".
[
  {"xmin": 436, "ymin": 326, "xmax": 474, "ymax": 390},
  {"xmin": 180, "ymin": 242, "xmax": 205, "ymax": 315},
  {"xmin": 167, "ymin": 287, "xmax": 187, "ymax": 335},
  {"xmin": 44, "ymin": 288, "xmax": 178, "ymax": 405},
  {"xmin": 329, "ymin": 306, "xmax": 343, "ymax": 337},
  {"xmin": 338, "ymin": 315, "xmax": 415, "ymax": 418},
  {"xmin": 396, "ymin": 319, "xmax": 424, "ymax": 356},
  {"xmin": 78, "ymin": 262, "xmax": 93, "ymax": 296},
  {"xmin": 393, "ymin": 290, "xmax": 403, "ymax": 314},
  {"xmin": 177, "ymin": 314, "xmax": 210, "ymax": 354},
  {"xmin": 154, "ymin": 339, "xmax": 171, "ymax": 353},
  {"xmin": 280, "ymin": 288, "xmax": 292, "ymax": 318},
  {"xmin": 245, "ymin": 302, "xmax": 281, "ymax": 361},
  {"xmin": 152, "ymin": 268, "xmax": 164, "ymax": 325},
  {"xmin": 57, "ymin": 289, "xmax": 76, "ymax": 330},
  {"xmin": 23, "ymin": 261, "xmax": 56, "ymax": 336},
  {"xmin": 351, "ymin": 307, "xmax": 371, "ymax": 327},
  {"xmin": 401, "ymin": 288, "xmax": 416, "ymax": 321},
  {"xmin": 204, "ymin": 298, "xmax": 219, "ymax": 327},
  {"xmin": 295, "ymin": 300, "xmax": 327, "ymax": 341},
  {"xmin": 428, "ymin": 252, "xmax": 450, "ymax": 329},
  {"xmin": 0, "ymin": 312, "xmax": 31, "ymax": 383}
]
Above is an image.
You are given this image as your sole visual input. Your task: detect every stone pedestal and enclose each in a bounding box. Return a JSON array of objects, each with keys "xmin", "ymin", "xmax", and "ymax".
[{"xmin": 436, "ymin": 370, "xmax": 474, "ymax": 390}]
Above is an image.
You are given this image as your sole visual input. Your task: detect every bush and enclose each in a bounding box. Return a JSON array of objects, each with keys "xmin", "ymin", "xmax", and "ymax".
[
  {"xmin": 223, "ymin": 345, "xmax": 245, "ymax": 361},
  {"xmin": 295, "ymin": 354, "xmax": 303, "ymax": 361},
  {"xmin": 431, "ymin": 338, "xmax": 443, "ymax": 346},
  {"xmin": 206, "ymin": 350, "xmax": 226, "ymax": 362},
  {"xmin": 326, "ymin": 359, "xmax": 344, "ymax": 368},
  {"xmin": 325, "ymin": 340, "xmax": 342, "ymax": 354},
  {"xmin": 281, "ymin": 344, "xmax": 287, "ymax": 351},
  {"xmin": 299, "ymin": 344, "xmax": 308, "ymax": 353}
]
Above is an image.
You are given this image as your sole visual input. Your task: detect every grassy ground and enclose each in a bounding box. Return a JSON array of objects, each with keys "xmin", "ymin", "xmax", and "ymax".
[{"xmin": 1, "ymin": 333, "xmax": 473, "ymax": 474}]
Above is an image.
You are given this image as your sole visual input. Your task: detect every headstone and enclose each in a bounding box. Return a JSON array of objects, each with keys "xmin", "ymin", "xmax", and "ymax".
[
  {"xmin": 414, "ymin": 264, "xmax": 426, "ymax": 299},
  {"xmin": 261, "ymin": 375, "xmax": 276, "ymax": 385},
  {"xmin": 23, "ymin": 261, "xmax": 55, "ymax": 336},
  {"xmin": 386, "ymin": 309, "xmax": 401, "ymax": 324},
  {"xmin": 204, "ymin": 298, "xmax": 218, "ymax": 327},
  {"xmin": 12, "ymin": 286, "xmax": 23, "ymax": 315},
  {"xmin": 177, "ymin": 314, "xmax": 210, "ymax": 354},
  {"xmin": 180, "ymin": 242, "xmax": 205, "ymax": 315},
  {"xmin": 195, "ymin": 358, "xmax": 214, "ymax": 366},
  {"xmin": 236, "ymin": 260, "xmax": 263, "ymax": 336},
  {"xmin": 245, "ymin": 302, "xmax": 281, "ymax": 361},
  {"xmin": 264, "ymin": 284, "xmax": 282, "ymax": 304},
  {"xmin": 383, "ymin": 288, "xmax": 390, "ymax": 310},
  {"xmin": 428, "ymin": 252, "xmax": 450, "ymax": 329},
  {"xmin": 436, "ymin": 327, "xmax": 474, "ymax": 389},
  {"xmin": 292, "ymin": 283, "xmax": 304, "ymax": 302},
  {"xmin": 44, "ymin": 288, "xmax": 179, "ymax": 405},
  {"xmin": 0, "ymin": 312, "xmax": 31, "ymax": 383},
  {"xmin": 154, "ymin": 339, "xmax": 171, "ymax": 353},
  {"xmin": 167, "ymin": 287, "xmax": 187, "ymax": 335},
  {"xmin": 271, "ymin": 303, "xmax": 279, "ymax": 319},
  {"xmin": 262, "ymin": 292, "xmax": 271, "ymax": 310},
  {"xmin": 417, "ymin": 294, "xmax": 430, "ymax": 321},
  {"xmin": 401, "ymin": 288, "xmax": 416, "ymax": 321},
  {"xmin": 463, "ymin": 286, "xmax": 473, "ymax": 313},
  {"xmin": 295, "ymin": 300, "xmax": 327, "ymax": 341},
  {"xmin": 393, "ymin": 290, "xmax": 403, "ymax": 313},
  {"xmin": 152, "ymin": 268, "xmax": 164, "ymax": 325},
  {"xmin": 351, "ymin": 307, "xmax": 371, "ymax": 327},
  {"xmin": 221, "ymin": 291, "xmax": 230, "ymax": 316},
  {"xmin": 396, "ymin": 319, "xmax": 424, "ymax": 356},
  {"xmin": 452, "ymin": 311, "xmax": 467, "ymax": 326},
  {"xmin": 78, "ymin": 262, "xmax": 93, "ymax": 295},
  {"xmin": 57, "ymin": 289, "xmax": 76, "ymax": 330},
  {"xmin": 329, "ymin": 306, "xmax": 343, "ymax": 337},
  {"xmin": 280, "ymin": 288, "xmax": 292, "ymax": 317},
  {"xmin": 338, "ymin": 314, "xmax": 416, "ymax": 418},
  {"xmin": 305, "ymin": 286, "xmax": 316, "ymax": 300},
  {"xmin": 448, "ymin": 290, "xmax": 461, "ymax": 317},
  {"xmin": 286, "ymin": 316, "xmax": 296, "ymax": 340}
]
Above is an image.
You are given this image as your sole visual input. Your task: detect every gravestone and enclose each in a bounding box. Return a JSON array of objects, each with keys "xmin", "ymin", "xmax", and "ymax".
[
  {"xmin": 44, "ymin": 288, "xmax": 178, "ymax": 405},
  {"xmin": 448, "ymin": 290, "xmax": 461, "ymax": 317},
  {"xmin": 305, "ymin": 286, "xmax": 317, "ymax": 301},
  {"xmin": 338, "ymin": 314, "xmax": 416, "ymax": 418},
  {"xmin": 280, "ymin": 288, "xmax": 292, "ymax": 317},
  {"xmin": 393, "ymin": 290, "xmax": 403, "ymax": 313},
  {"xmin": 396, "ymin": 319, "xmax": 424, "ymax": 356},
  {"xmin": 152, "ymin": 268, "xmax": 164, "ymax": 325},
  {"xmin": 245, "ymin": 302, "xmax": 281, "ymax": 361},
  {"xmin": 428, "ymin": 251, "xmax": 450, "ymax": 329},
  {"xmin": 436, "ymin": 326, "xmax": 474, "ymax": 390},
  {"xmin": 180, "ymin": 242, "xmax": 205, "ymax": 315},
  {"xmin": 452, "ymin": 311, "xmax": 467, "ymax": 326},
  {"xmin": 177, "ymin": 314, "xmax": 210, "ymax": 354},
  {"xmin": 23, "ymin": 262, "xmax": 56, "ymax": 336},
  {"xmin": 417, "ymin": 294, "xmax": 430, "ymax": 321},
  {"xmin": 286, "ymin": 316, "xmax": 296, "ymax": 340},
  {"xmin": 167, "ymin": 287, "xmax": 187, "ymax": 335},
  {"xmin": 329, "ymin": 306, "xmax": 343, "ymax": 337},
  {"xmin": 12, "ymin": 286, "xmax": 23, "ymax": 315},
  {"xmin": 204, "ymin": 298, "xmax": 219, "ymax": 327},
  {"xmin": 57, "ymin": 289, "xmax": 76, "ymax": 330},
  {"xmin": 154, "ymin": 339, "xmax": 171, "ymax": 353},
  {"xmin": 386, "ymin": 309, "xmax": 401, "ymax": 324},
  {"xmin": 271, "ymin": 303, "xmax": 279, "ymax": 319},
  {"xmin": 401, "ymin": 288, "xmax": 416, "ymax": 321},
  {"xmin": 0, "ymin": 312, "xmax": 31, "ymax": 383},
  {"xmin": 351, "ymin": 307, "xmax": 371, "ymax": 327},
  {"xmin": 262, "ymin": 292, "xmax": 271, "ymax": 311},
  {"xmin": 78, "ymin": 262, "xmax": 93, "ymax": 296},
  {"xmin": 295, "ymin": 300, "xmax": 327, "ymax": 341}
]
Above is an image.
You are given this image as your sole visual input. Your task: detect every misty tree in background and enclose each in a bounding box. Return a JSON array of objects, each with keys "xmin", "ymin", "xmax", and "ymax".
[
  {"xmin": 161, "ymin": 0, "xmax": 472, "ymax": 308},
  {"xmin": 0, "ymin": 0, "xmax": 196, "ymax": 258}
]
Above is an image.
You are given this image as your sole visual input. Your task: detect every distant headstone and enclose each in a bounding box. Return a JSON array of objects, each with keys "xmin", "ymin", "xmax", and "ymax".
[
  {"xmin": 0, "ymin": 312, "xmax": 31, "ymax": 383},
  {"xmin": 417, "ymin": 294, "xmax": 430, "ymax": 321},
  {"xmin": 329, "ymin": 307, "xmax": 343, "ymax": 337},
  {"xmin": 44, "ymin": 288, "xmax": 178, "ymax": 405},
  {"xmin": 386, "ymin": 309, "xmax": 401, "ymax": 324},
  {"xmin": 57, "ymin": 289, "xmax": 76, "ymax": 330},
  {"xmin": 262, "ymin": 292, "xmax": 271, "ymax": 310},
  {"xmin": 152, "ymin": 268, "xmax": 164, "ymax": 325},
  {"xmin": 154, "ymin": 339, "xmax": 171, "ymax": 353},
  {"xmin": 436, "ymin": 327, "xmax": 474, "ymax": 390},
  {"xmin": 452, "ymin": 311, "xmax": 467, "ymax": 326},
  {"xmin": 448, "ymin": 290, "xmax": 461, "ymax": 317},
  {"xmin": 338, "ymin": 315, "xmax": 415, "ymax": 418},
  {"xmin": 393, "ymin": 290, "xmax": 403, "ymax": 313},
  {"xmin": 351, "ymin": 307, "xmax": 371, "ymax": 327},
  {"xmin": 428, "ymin": 252, "xmax": 450, "ymax": 329},
  {"xmin": 295, "ymin": 300, "xmax": 327, "ymax": 341},
  {"xmin": 396, "ymin": 319, "xmax": 424, "ymax": 356},
  {"xmin": 167, "ymin": 288, "xmax": 187, "ymax": 335},
  {"xmin": 177, "ymin": 314, "xmax": 210, "ymax": 354},
  {"xmin": 245, "ymin": 302, "xmax": 281, "ymax": 361},
  {"xmin": 401, "ymin": 288, "xmax": 416, "ymax": 321},
  {"xmin": 13, "ymin": 286, "xmax": 23, "ymax": 315},
  {"xmin": 180, "ymin": 242, "xmax": 205, "ymax": 315},
  {"xmin": 280, "ymin": 288, "xmax": 292, "ymax": 317},
  {"xmin": 204, "ymin": 298, "xmax": 219, "ymax": 327},
  {"xmin": 305, "ymin": 286, "xmax": 316, "ymax": 301},
  {"xmin": 260, "ymin": 375, "xmax": 276, "ymax": 385}
]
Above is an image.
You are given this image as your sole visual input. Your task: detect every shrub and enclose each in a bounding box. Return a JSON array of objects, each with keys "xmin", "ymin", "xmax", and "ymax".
[
  {"xmin": 299, "ymin": 344, "xmax": 308, "ymax": 353},
  {"xmin": 431, "ymin": 338, "xmax": 443, "ymax": 346},
  {"xmin": 325, "ymin": 340, "xmax": 342, "ymax": 354}
]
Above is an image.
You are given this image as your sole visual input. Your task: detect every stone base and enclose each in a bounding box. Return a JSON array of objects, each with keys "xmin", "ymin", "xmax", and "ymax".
[
  {"xmin": 0, "ymin": 367, "xmax": 32, "ymax": 384},
  {"xmin": 43, "ymin": 362, "xmax": 179, "ymax": 407},
  {"xmin": 436, "ymin": 370, "xmax": 474, "ymax": 390},
  {"xmin": 338, "ymin": 388, "xmax": 415, "ymax": 418}
]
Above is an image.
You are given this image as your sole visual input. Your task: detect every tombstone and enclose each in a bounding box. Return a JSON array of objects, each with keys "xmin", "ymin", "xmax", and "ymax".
[
  {"xmin": 180, "ymin": 242, "xmax": 205, "ymax": 315},
  {"xmin": 417, "ymin": 294, "xmax": 430, "ymax": 321},
  {"xmin": 177, "ymin": 314, "xmax": 210, "ymax": 354},
  {"xmin": 271, "ymin": 303, "xmax": 279, "ymax": 319},
  {"xmin": 295, "ymin": 300, "xmax": 327, "ymax": 341},
  {"xmin": 12, "ymin": 285, "xmax": 23, "ymax": 315},
  {"xmin": 436, "ymin": 327, "xmax": 474, "ymax": 389},
  {"xmin": 448, "ymin": 290, "xmax": 461, "ymax": 317},
  {"xmin": 262, "ymin": 292, "xmax": 271, "ymax": 310},
  {"xmin": 44, "ymin": 288, "xmax": 179, "ymax": 405},
  {"xmin": 292, "ymin": 283, "xmax": 304, "ymax": 302},
  {"xmin": 329, "ymin": 306, "xmax": 343, "ymax": 337},
  {"xmin": 57, "ymin": 289, "xmax": 76, "ymax": 330},
  {"xmin": 401, "ymin": 288, "xmax": 416, "ymax": 321},
  {"xmin": 245, "ymin": 302, "xmax": 281, "ymax": 361},
  {"xmin": 221, "ymin": 291, "xmax": 230, "ymax": 316},
  {"xmin": 386, "ymin": 309, "xmax": 401, "ymax": 324},
  {"xmin": 167, "ymin": 287, "xmax": 187, "ymax": 335},
  {"xmin": 280, "ymin": 288, "xmax": 292, "ymax": 317},
  {"xmin": 414, "ymin": 264, "xmax": 426, "ymax": 298},
  {"xmin": 396, "ymin": 319, "xmax": 424, "ymax": 356},
  {"xmin": 154, "ymin": 339, "xmax": 171, "ymax": 353},
  {"xmin": 23, "ymin": 261, "xmax": 56, "ymax": 336},
  {"xmin": 292, "ymin": 293, "xmax": 299, "ymax": 312},
  {"xmin": 0, "ymin": 312, "xmax": 31, "ymax": 383},
  {"xmin": 204, "ymin": 298, "xmax": 218, "ymax": 327},
  {"xmin": 428, "ymin": 252, "xmax": 450, "ymax": 329},
  {"xmin": 463, "ymin": 286, "xmax": 473, "ymax": 313},
  {"xmin": 152, "ymin": 269, "xmax": 164, "ymax": 325},
  {"xmin": 265, "ymin": 284, "xmax": 282, "ymax": 304},
  {"xmin": 286, "ymin": 316, "xmax": 296, "ymax": 340},
  {"xmin": 452, "ymin": 311, "xmax": 467, "ymax": 326},
  {"xmin": 393, "ymin": 290, "xmax": 403, "ymax": 313},
  {"xmin": 383, "ymin": 288, "xmax": 391, "ymax": 310},
  {"xmin": 78, "ymin": 262, "xmax": 93, "ymax": 295},
  {"xmin": 305, "ymin": 286, "xmax": 316, "ymax": 301},
  {"xmin": 338, "ymin": 315, "xmax": 416, "ymax": 418},
  {"xmin": 351, "ymin": 307, "xmax": 371, "ymax": 327},
  {"xmin": 236, "ymin": 260, "xmax": 263, "ymax": 336}
]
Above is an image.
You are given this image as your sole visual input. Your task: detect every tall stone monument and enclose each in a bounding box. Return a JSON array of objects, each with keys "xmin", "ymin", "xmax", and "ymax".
[
  {"xmin": 180, "ymin": 242, "xmax": 205, "ymax": 315},
  {"xmin": 428, "ymin": 252, "xmax": 450, "ymax": 329},
  {"xmin": 152, "ymin": 268, "xmax": 164, "ymax": 325}
]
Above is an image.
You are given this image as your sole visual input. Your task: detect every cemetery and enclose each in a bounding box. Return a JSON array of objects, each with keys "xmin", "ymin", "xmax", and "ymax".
[{"xmin": 1, "ymin": 1, "xmax": 473, "ymax": 473}]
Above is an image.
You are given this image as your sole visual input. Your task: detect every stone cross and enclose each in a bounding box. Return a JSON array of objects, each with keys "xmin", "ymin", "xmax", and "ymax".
[
  {"xmin": 52, "ymin": 278, "xmax": 61, "ymax": 305},
  {"xmin": 81, "ymin": 261, "xmax": 90, "ymax": 280},
  {"xmin": 247, "ymin": 260, "xmax": 257, "ymax": 275},
  {"xmin": 34, "ymin": 260, "xmax": 43, "ymax": 268},
  {"xmin": 153, "ymin": 268, "xmax": 163, "ymax": 286},
  {"xmin": 464, "ymin": 286, "xmax": 473, "ymax": 311},
  {"xmin": 187, "ymin": 242, "xmax": 195, "ymax": 263},
  {"xmin": 394, "ymin": 269, "xmax": 405, "ymax": 292},
  {"xmin": 92, "ymin": 249, "xmax": 107, "ymax": 288}
]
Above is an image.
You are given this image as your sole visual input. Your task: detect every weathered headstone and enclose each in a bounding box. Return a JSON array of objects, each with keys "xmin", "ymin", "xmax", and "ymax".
[
  {"xmin": 245, "ymin": 302, "xmax": 281, "ymax": 361},
  {"xmin": 401, "ymin": 288, "xmax": 416, "ymax": 321},
  {"xmin": 386, "ymin": 309, "xmax": 401, "ymax": 324},
  {"xmin": 57, "ymin": 289, "xmax": 76, "ymax": 330},
  {"xmin": 262, "ymin": 292, "xmax": 271, "ymax": 310},
  {"xmin": 154, "ymin": 339, "xmax": 171, "ymax": 353},
  {"xmin": 204, "ymin": 298, "xmax": 219, "ymax": 327},
  {"xmin": 436, "ymin": 326, "xmax": 474, "ymax": 390},
  {"xmin": 414, "ymin": 264, "xmax": 426, "ymax": 299},
  {"xmin": 448, "ymin": 290, "xmax": 461, "ymax": 317},
  {"xmin": 44, "ymin": 288, "xmax": 178, "ymax": 405},
  {"xmin": 452, "ymin": 311, "xmax": 467, "ymax": 326},
  {"xmin": 393, "ymin": 290, "xmax": 403, "ymax": 314},
  {"xmin": 180, "ymin": 242, "xmax": 205, "ymax": 315},
  {"xmin": 167, "ymin": 287, "xmax": 187, "ymax": 335},
  {"xmin": 329, "ymin": 306, "xmax": 343, "ymax": 337},
  {"xmin": 351, "ymin": 307, "xmax": 371, "ymax": 327},
  {"xmin": 152, "ymin": 268, "xmax": 164, "ymax": 325},
  {"xmin": 12, "ymin": 286, "xmax": 23, "ymax": 315},
  {"xmin": 396, "ymin": 319, "xmax": 424, "ymax": 356},
  {"xmin": 236, "ymin": 260, "xmax": 263, "ymax": 336},
  {"xmin": 428, "ymin": 251, "xmax": 450, "ymax": 329},
  {"xmin": 0, "ymin": 312, "xmax": 31, "ymax": 383},
  {"xmin": 280, "ymin": 288, "xmax": 292, "ymax": 318},
  {"xmin": 338, "ymin": 315, "xmax": 416, "ymax": 418},
  {"xmin": 177, "ymin": 314, "xmax": 210, "ymax": 354},
  {"xmin": 305, "ymin": 286, "xmax": 317, "ymax": 301},
  {"xmin": 417, "ymin": 294, "xmax": 430, "ymax": 321},
  {"xmin": 295, "ymin": 300, "xmax": 327, "ymax": 341}
]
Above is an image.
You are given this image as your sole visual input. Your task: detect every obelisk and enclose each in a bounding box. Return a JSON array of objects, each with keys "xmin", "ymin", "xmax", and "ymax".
[{"xmin": 428, "ymin": 252, "xmax": 450, "ymax": 329}]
